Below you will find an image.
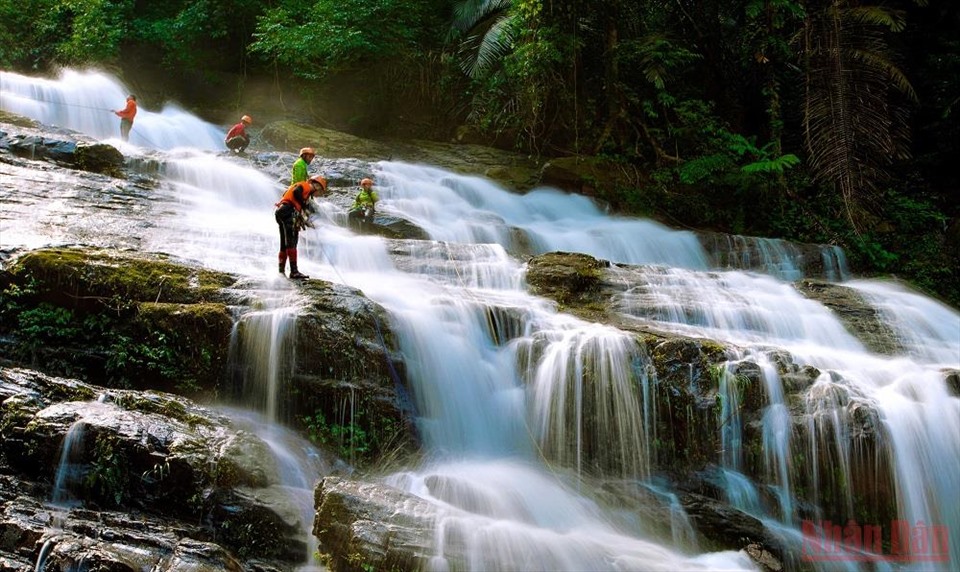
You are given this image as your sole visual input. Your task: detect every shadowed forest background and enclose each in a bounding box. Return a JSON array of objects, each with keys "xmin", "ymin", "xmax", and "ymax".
[{"xmin": 1, "ymin": 0, "xmax": 957, "ymax": 306}]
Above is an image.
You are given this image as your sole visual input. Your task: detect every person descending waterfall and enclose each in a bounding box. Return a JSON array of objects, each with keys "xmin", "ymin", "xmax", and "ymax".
[
  {"xmin": 347, "ymin": 178, "xmax": 378, "ymax": 232},
  {"xmin": 113, "ymin": 95, "xmax": 137, "ymax": 142},
  {"xmin": 291, "ymin": 147, "xmax": 316, "ymax": 184},
  {"xmin": 275, "ymin": 175, "xmax": 328, "ymax": 279},
  {"xmin": 225, "ymin": 115, "xmax": 253, "ymax": 153}
]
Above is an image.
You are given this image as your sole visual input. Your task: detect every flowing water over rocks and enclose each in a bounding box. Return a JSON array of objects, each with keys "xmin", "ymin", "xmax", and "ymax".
[{"xmin": 2, "ymin": 69, "xmax": 958, "ymax": 572}]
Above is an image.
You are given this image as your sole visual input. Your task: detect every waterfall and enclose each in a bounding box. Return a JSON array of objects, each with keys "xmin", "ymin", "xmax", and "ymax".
[
  {"xmin": 0, "ymin": 69, "xmax": 226, "ymax": 150},
  {"xmin": 50, "ymin": 420, "xmax": 88, "ymax": 507},
  {"xmin": 5, "ymin": 68, "xmax": 958, "ymax": 571}
]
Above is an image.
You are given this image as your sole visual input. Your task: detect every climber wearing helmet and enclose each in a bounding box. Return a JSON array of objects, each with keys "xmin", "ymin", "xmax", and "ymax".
[
  {"xmin": 291, "ymin": 147, "xmax": 316, "ymax": 185},
  {"xmin": 225, "ymin": 115, "xmax": 253, "ymax": 154},
  {"xmin": 275, "ymin": 174, "xmax": 328, "ymax": 279},
  {"xmin": 347, "ymin": 178, "xmax": 379, "ymax": 232}
]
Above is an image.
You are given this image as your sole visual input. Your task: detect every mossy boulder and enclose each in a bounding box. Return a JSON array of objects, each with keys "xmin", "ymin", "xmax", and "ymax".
[
  {"xmin": 260, "ymin": 121, "xmax": 393, "ymax": 161},
  {"xmin": 526, "ymin": 252, "xmax": 610, "ymax": 306},
  {"xmin": 539, "ymin": 155, "xmax": 643, "ymax": 200},
  {"xmin": 0, "ymin": 247, "xmax": 237, "ymax": 395},
  {"xmin": 73, "ymin": 142, "xmax": 125, "ymax": 176},
  {"xmin": 7, "ymin": 247, "xmax": 235, "ymax": 309},
  {"xmin": 795, "ymin": 279, "xmax": 902, "ymax": 355}
]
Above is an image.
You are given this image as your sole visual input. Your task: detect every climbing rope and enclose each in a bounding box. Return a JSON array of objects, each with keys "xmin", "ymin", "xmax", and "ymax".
[{"xmin": 1, "ymin": 91, "xmax": 188, "ymax": 150}]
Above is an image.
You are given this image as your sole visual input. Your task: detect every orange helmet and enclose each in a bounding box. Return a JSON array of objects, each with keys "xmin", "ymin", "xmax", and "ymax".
[
  {"xmin": 241, "ymin": 115, "xmax": 252, "ymax": 125},
  {"xmin": 300, "ymin": 147, "xmax": 316, "ymax": 157},
  {"xmin": 309, "ymin": 175, "xmax": 328, "ymax": 193},
  {"xmin": 360, "ymin": 178, "xmax": 373, "ymax": 188}
]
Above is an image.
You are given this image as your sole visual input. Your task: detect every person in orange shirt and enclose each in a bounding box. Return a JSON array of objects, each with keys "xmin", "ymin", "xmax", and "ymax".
[
  {"xmin": 225, "ymin": 115, "xmax": 253, "ymax": 153},
  {"xmin": 275, "ymin": 175, "xmax": 328, "ymax": 279},
  {"xmin": 113, "ymin": 95, "xmax": 137, "ymax": 141}
]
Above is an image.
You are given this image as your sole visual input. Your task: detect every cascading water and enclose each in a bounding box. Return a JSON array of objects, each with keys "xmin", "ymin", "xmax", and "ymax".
[
  {"xmin": 49, "ymin": 420, "xmax": 87, "ymax": 508},
  {"xmin": 5, "ymin": 69, "xmax": 958, "ymax": 571},
  {"xmin": 0, "ymin": 69, "xmax": 226, "ymax": 150}
]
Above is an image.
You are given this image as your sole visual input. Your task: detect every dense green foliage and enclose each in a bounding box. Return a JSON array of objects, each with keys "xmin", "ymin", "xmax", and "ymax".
[{"xmin": 0, "ymin": 0, "xmax": 956, "ymax": 305}]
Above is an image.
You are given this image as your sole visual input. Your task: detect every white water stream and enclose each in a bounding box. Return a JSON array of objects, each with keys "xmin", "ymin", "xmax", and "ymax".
[{"xmin": 3, "ymin": 69, "xmax": 958, "ymax": 571}]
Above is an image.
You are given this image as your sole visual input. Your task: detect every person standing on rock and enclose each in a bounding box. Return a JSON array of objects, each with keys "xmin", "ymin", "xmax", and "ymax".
[
  {"xmin": 348, "ymin": 178, "xmax": 379, "ymax": 232},
  {"xmin": 225, "ymin": 115, "xmax": 253, "ymax": 153},
  {"xmin": 113, "ymin": 95, "xmax": 137, "ymax": 142},
  {"xmin": 291, "ymin": 147, "xmax": 316, "ymax": 184},
  {"xmin": 275, "ymin": 175, "xmax": 328, "ymax": 279}
]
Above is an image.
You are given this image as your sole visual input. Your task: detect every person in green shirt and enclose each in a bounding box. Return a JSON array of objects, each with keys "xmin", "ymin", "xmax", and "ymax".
[
  {"xmin": 348, "ymin": 178, "xmax": 379, "ymax": 231},
  {"xmin": 291, "ymin": 147, "xmax": 316, "ymax": 185}
]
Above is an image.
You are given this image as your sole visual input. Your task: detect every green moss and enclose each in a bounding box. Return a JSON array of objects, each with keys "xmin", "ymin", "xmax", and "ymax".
[
  {"xmin": 11, "ymin": 247, "xmax": 236, "ymax": 307},
  {"xmin": 1, "ymin": 247, "xmax": 237, "ymax": 396},
  {"xmin": 112, "ymin": 392, "xmax": 212, "ymax": 427}
]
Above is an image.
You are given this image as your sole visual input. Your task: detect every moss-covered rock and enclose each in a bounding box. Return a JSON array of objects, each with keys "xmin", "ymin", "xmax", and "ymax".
[
  {"xmin": 539, "ymin": 155, "xmax": 642, "ymax": 199},
  {"xmin": 260, "ymin": 121, "xmax": 394, "ymax": 161},
  {"xmin": 795, "ymin": 279, "xmax": 902, "ymax": 355},
  {"xmin": 7, "ymin": 247, "xmax": 235, "ymax": 309},
  {"xmin": 0, "ymin": 247, "xmax": 238, "ymax": 395},
  {"xmin": 281, "ymin": 281, "xmax": 418, "ymax": 466},
  {"xmin": 73, "ymin": 142, "xmax": 125, "ymax": 176},
  {"xmin": 526, "ymin": 252, "xmax": 609, "ymax": 306}
]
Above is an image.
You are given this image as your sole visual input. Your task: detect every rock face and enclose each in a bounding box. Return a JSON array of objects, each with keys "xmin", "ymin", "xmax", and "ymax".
[
  {"xmin": 0, "ymin": 367, "xmax": 323, "ymax": 569},
  {"xmin": 0, "ymin": 126, "xmax": 124, "ymax": 176},
  {"xmin": 795, "ymin": 279, "xmax": 902, "ymax": 355},
  {"xmin": 314, "ymin": 477, "xmax": 437, "ymax": 572},
  {"xmin": 1, "ymin": 247, "xmax": 237, "ymax": 397},
  {"xmin": 1, "ymin": 247, "xmax": 419, "ymax": 467}
]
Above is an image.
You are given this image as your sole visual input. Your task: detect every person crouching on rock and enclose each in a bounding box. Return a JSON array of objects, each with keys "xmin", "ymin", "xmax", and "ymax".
[
  {"xmin": 275, "ymin": 175, "xmax": 328, "ymax": 279},
  {"xmin": 225, "ymin": 115, "xmax": 252, "ymax": 153},
  {"xmin": 348, "ymin": 178, "xmax": 379, "ymax": 232}
]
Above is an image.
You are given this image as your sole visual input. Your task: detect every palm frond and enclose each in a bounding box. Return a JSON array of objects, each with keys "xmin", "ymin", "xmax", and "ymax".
[
  {"xmin": 464, "ymin": 15, "xmax": 516, "ymax": 78},
  {"xmin": 802, "ymin": 0, "xmax": 915, "ymax": 232},
  {"xmin": 848, "ymin": 49, "xmax": 918, "ymax": 101},
  {"xmin": 452, "ymin": 0, "xmax": 512, "ymax": 33},
  {"xmin": 845, "ymin": 6, "xmax": 907, "ymax": 32}
]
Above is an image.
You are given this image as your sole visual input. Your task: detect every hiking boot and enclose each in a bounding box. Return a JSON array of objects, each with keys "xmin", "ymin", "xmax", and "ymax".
[{"xmin": 289, "ymin": 271, "xmax": 309, "ymax": 280}]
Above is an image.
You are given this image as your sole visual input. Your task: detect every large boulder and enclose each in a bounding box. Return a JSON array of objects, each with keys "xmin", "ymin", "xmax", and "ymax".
[
  {"xmin": 0, "ymin": 367, "xmax": 320, "ymax": 567},
  {"xmin": 795, "ymin": 279, "xmax": 902, "ymax": 355},
  {"xmin": 0, "ymin": 119, "xmax": 123, "ymax": 176},
  {"xmin": 313, "ymin": 477, "xmax": 438, "ymax": 572},
  {"xmin": 0, "ymin": 247, "xmax": 237, "ymax": 396}
]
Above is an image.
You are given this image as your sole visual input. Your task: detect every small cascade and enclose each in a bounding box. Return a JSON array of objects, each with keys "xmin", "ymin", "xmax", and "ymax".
[
  {"xmin": 521, "ymin": 324, "xmax": 650, "ymax": 479},
  {"xmin": 847, "ymin": 279, "xmax": 960, "ymax": 365},
  {"xmin": 716, "ymin": 364, "xmax": 744, "ymax": 473},
  {"xmin": 0, "ymin": 69, "xmax": 226, "ymax": 150},
  {"xmin": 376, "ymin": 162, "xmax": 711, "ymax": 269},
  {"xmin": 34, "ymin": 536, "xmax": 57, "ymax": 572},
  {"xmin": 755, "ymin": 354, "xmax": 794, "ymax": 524},
  {"xmin": 222, "ymin": 409, "xmax": 328, "ymax": 571},
  {"xmin": 49, "ymin": 420, "xmax": 88, "ymax": 508},
  {"xmin": 227, "ymin": 302, "xmax": 300, "ymax": 423},
  {"xmin": 642, "ymin": 481, "xmax": 699, "ymax": 551},
  {"xmin": 821, "ymin": 246, "xmax": 849, "ymax": 282},
  {"xmin": 41, "ymin": 395, "xmax": 111, "ymax": 567},
  {"xmin": 386, "ymin": 461, "xmax": 753, "ymax": 572}
]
